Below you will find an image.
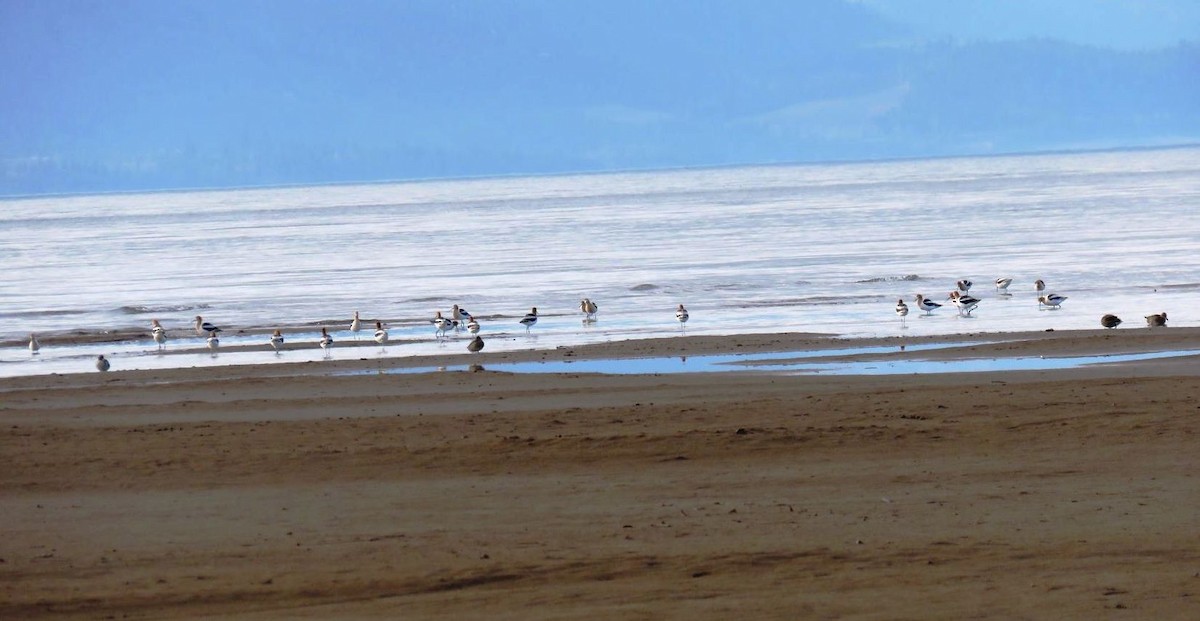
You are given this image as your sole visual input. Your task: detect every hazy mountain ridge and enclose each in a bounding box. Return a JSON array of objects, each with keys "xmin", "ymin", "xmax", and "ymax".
[{"xmin": 1, "ymin": 1, "xmax": 1196, "ymax": 195}]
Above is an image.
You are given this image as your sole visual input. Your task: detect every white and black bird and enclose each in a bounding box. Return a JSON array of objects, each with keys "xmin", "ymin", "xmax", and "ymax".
[
  {"xmin": 519, "ymin": 307, "xmax": 538, "ymax": 333},
  {"xmin": 1100, "ymin": 314, "xmax": 1122, "ymax": 329},
  {"xmin": 28, "ymin": 333, "xmax": 40, "ymax": 354},
  {"xmin": 956, "ymin": 279, "xmax": 972, "ymax": 292},
  {"xmin": 451, "ymin": 304, "xmax": 471, "ymax": 324},
  {"xmin": 319, "ymin": 327, "xmax": 334, "ymax": 351},
  {"xmin": 948, "ymin": 290, "xmax": 980, "ymax": 316},
  {"xmin": 995, "ymin": 277, "xmax": 1013, "ymax": 293},
  {"xmin": 195, "ymin": 315, "xmax": 221, "ymax": 336},
  {"xmin": 895, "ymin": 299, "xmax": 909, "ymax": 325},
  {"xmin": 467, "ymin": 335, "xmax": 485, "ymax": 353},
  {"xmin": 350, "ymin": 311, "xmax": 362, "ymax": 340},
  {"xmin": 151, "ymin": 319, "xmax": 167, "ymax": 349},
  {"xmin": 466, "ymin": 315, "xmax": 480, "ymax": 334},
  {"xmin": 432, "ymin": 311, "xmax": 455, "ymax": 338},
  {"xmin": 580, "ymin": 298, "xmax": 598, "ymax": 321},
  {"xmin": 1038, "ymin": 293, "xmax": 1067, "ymax": 309},
  {"xmin": 1145, "ymin": 312, "xmax": 1168, "ymax": 328},
  {"xmin": 676, "ymin": 304, "xmax": 689, "ymax": 327},
  {"xmin": 373, "ymin": 321, "xmax": 389, "ymax": 344},
  {"xmin": 206, "ymin": 330, "xmax": 220, "ymax": 352},
  {"xmin": 914, "ymin": 294, "xmax": 942, "ymax": 314},
  {"xmin": 270, "ymin": 329, "xmax": 284, "ymax": 352},
  {"xmin": 95, "ymin": 354, "xmax": 110, "ymax": 372}
]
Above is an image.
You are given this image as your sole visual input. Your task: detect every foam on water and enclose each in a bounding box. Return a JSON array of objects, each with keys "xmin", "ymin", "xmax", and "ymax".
[{"xmin": 2, "ymin": 147, "xmax": 1199, "ymax": 377}]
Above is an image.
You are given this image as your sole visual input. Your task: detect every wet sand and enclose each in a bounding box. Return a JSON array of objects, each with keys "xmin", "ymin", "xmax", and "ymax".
[{"xmin": 3, "ymin": 329, "xmax": 1200, "ymax": 619}]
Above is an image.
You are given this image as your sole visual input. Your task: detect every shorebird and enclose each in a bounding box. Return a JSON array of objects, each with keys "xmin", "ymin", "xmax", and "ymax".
[
  {"xmin": 319, "ymin": 327, "xmax": 333, "ymax": 351},
  {"xmin": 519, "ymin": 307, "xmax": 538, "ymax": 333},
  {"xmin": 270, "ymin": 329, "xmax": 284, "ymax": 352},
  {"xmin": 895, "ymin": 299, "xmax": 909, "ymax": 325},
  {"xmin": 676, "ymin": 304, "xmax": 689, "ymax": 327},
  {"xmin": 432, "ymin": 311, "xmax": 455, "ymax": 338},
  {"xmin": 467, "ymin": 335, "xmax": 485, "ymax": 353},
  {"xmin": 995, "ymin": 277, "xmax": 1013, "ymax": 293},
  {"xmin": 374, "ymin": 321, "xmax": 389, "ymax": 344},
  {"xmin": 28, "ymin": 333, "xmax": 39, "ymax": 354},
  {"xmin": 206, "ymin": 330, "xmax": 220, "ymax": 352},
  {"xmin": 95, "ymin": 354, "xmax": 110, "ymax": 372},
  {"xmin": 1034, "ymin": 279, "xmax": 1046, "ymax": 294},
  {"xmin": 151, "ymin": 320, "xmax": 167, "ymax": 349},
  {"xmin": 195, "ymin": 316, "xmax": 221, "ymax": 336},
  {"xmin": 580, "ymin": 298, "xmax": 598, "ymax": 321},
  {"xmin": 466, "ymin": 315, "xmax": 480, "ymax": 334},
  {"xmin": 914, "ymin": 294, "xmax": 942, "ymax": 314},
  {"xmin": 956, "ymin": 280, "xmax": 972, "ymax": 292},
  {"xmin": 948, "ymin": 290, "xmax": 980, "ymax": 316},
  {"xmin": 350, "ymin": 311, "xmax": 362, "ymax": 340},
  {"xmin": 1100, "ymin": 314, "xmax": 1122, "ymax": 329},
  {"xmin": 451, "ymin": 304, "xmax": 471, "ymax": 325},
  {"xmin": 1038, "ymin": 293, "xmax": 1068, "ymax": 309},
  {"xmin": 1145, "ymin": 312, "xmax": 1168, "ymax": 328}
]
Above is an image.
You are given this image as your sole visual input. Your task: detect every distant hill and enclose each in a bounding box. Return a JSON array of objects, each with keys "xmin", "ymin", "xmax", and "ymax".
[{"xmin": 1, "ymin": 0, "xmax": 1197, "ymax": 195}]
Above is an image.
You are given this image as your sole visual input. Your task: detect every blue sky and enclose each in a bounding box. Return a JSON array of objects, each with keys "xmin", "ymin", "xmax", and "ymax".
[{"xmin": 1, "ymin": 1, "xmax": 1197, "ymax": 194}]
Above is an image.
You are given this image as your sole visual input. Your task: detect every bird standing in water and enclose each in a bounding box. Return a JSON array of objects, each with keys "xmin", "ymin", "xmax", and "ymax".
[
  {"xmin": 895, "ymin": 299, "xmax": 909, "ymax": 325},
  {"xmin": 520, "ymin": 307, "xmax": 538, "ymax": 333}
]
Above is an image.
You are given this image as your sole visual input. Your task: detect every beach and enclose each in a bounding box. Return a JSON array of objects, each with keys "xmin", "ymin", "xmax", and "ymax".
[{"xmin": 3, "ymin": 329, "xmax": 1200, "ymax": 619}]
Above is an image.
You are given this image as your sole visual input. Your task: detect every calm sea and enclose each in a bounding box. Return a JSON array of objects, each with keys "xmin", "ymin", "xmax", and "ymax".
[{"xmin": 3, "ymin": 147, "xmax": 1199, "ymax": 377}]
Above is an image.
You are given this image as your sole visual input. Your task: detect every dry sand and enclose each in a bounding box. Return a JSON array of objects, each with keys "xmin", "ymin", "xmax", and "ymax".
[{"xmin": 3, "ymin": 329, "xmax": 1200, "ymax": 619}]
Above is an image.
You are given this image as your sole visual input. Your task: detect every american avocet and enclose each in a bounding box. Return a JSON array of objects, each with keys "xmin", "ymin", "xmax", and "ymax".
[
  {"xmin": 432, "ymin": 311, "xmax": 455, "ymax": 338},
  {"xmin": 519, "ymin": 307, "xmax": 538, "ymax": 333},
  {"xmin": 956, "ymin": 280, "xmax": 972, "ymax": 292},
  {"xmin": 1038, "ymin": 294, "xmax": 1067, "ymax": 309},
  {"xmin": 195, "ymin": 316, "xmax": 221, "ymax": 336},
  {"xmin": 895, "ymin": 299, "xmax": 909, "ymax": 325},
  {"xmin": 1145, "ymin": 312, "xmax": 1168, "ymax": 328},
  {"xmin": 914, "ymin": 294, "xmax": 942, "ymax": 314},
  {"xmin": 151, "ymin": 320, "xmax": 167, "ymax": 349},
  {"xmin": 466, "ymin": 316, "xmax": 480, "ymax": 334},
  {"xmin": 467, "ymin": 335, "xmax": 485, "ymax": 353},
  {"xmin": 374, "ymin": 321, "xmax": 389, "ymax": 344},
  {"xmin": 28, "ymin": 333, "xmax": 40, "ymax": 354},
  {"xmin": 451, "ymin": 304, "xmax": 471, "ymax": 325},
  {"xmin": 350, "ymin": 311, "xmax": 362, "ymax": 340},
  {"xmin": 206, "ymin": 330, "xmax": 220, "ymax": 352},
  {"xmin": 270, "ymin": 329, "xmax": 284, "ymax": 352},
  {"xmin": 995, "ymin": 277, "xmax": 1013, "ymax": 293},
  {"xmin": 676, "ymin": 304, "xmax": 689, "ymax": 327},
  {"xmin": 96, "ymin": 354, "xmax": 110, "ymax": 372},
  {"xmin": 580, "ymin": 298, "xmax": 598, "ymax": 321},
  {"xmin": 1100, "ymin": 314, "xmax": 1122, "ymax": 329},
  {"xmin": 319, "ymin": 327, "xmax": 333, "ymax": 351},
  {"xmin": 948, "ymin": 290, "xmax": 980, "ymax": 316}
]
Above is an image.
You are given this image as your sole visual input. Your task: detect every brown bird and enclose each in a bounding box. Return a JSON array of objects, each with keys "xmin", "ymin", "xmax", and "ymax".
[
  {"xmin": 467, "ymin": 336, "xmax": 484, "ymax": 352},
  {"xmin": 1145, "ymin": 312, "xmax": 1168, "ymax": 328},
  {"xmin": 1100, "ymin": 314, "xmax": 1122, "ymax": 329}
]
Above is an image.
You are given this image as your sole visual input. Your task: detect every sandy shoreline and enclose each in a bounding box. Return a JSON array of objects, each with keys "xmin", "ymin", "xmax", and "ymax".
[{"xmin": 3, "ymin": 329, "xmax": 1199, "ymax": 619}]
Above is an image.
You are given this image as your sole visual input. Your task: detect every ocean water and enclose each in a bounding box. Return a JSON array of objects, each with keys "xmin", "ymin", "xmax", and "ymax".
[{"xmin": 2, "ymin": 147, "xmax": 1199, "ymax": 377}]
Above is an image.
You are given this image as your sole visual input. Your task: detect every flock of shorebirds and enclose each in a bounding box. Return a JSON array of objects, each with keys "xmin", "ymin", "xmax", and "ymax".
[
  {"xmin": 894, "ymin": 278, "xmax": 1169, "ymax": 331},
  {"xmin": 23, "ymin": 278, "xmax": 1177, "ymax": 374},
  {"xmin": 25, "ymin": 300, "xmax": 693, "ymax": 372}
]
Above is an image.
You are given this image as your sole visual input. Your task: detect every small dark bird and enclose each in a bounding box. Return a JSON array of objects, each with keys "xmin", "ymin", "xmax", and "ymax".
[
  {"xmin": 96, "ymin": 354, "xmax": 110, "ymax": 372},
  {"xmin": 467, "ymin": 336, "xmax": 485, "ymax": 352},
  {"xmin": 1145, "ymin": 312, "xmax": 1168, "ymax": 328},
  {"xmin": 1100, "ymin": 314, "xmax": 1122, "ymax": 329}
]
